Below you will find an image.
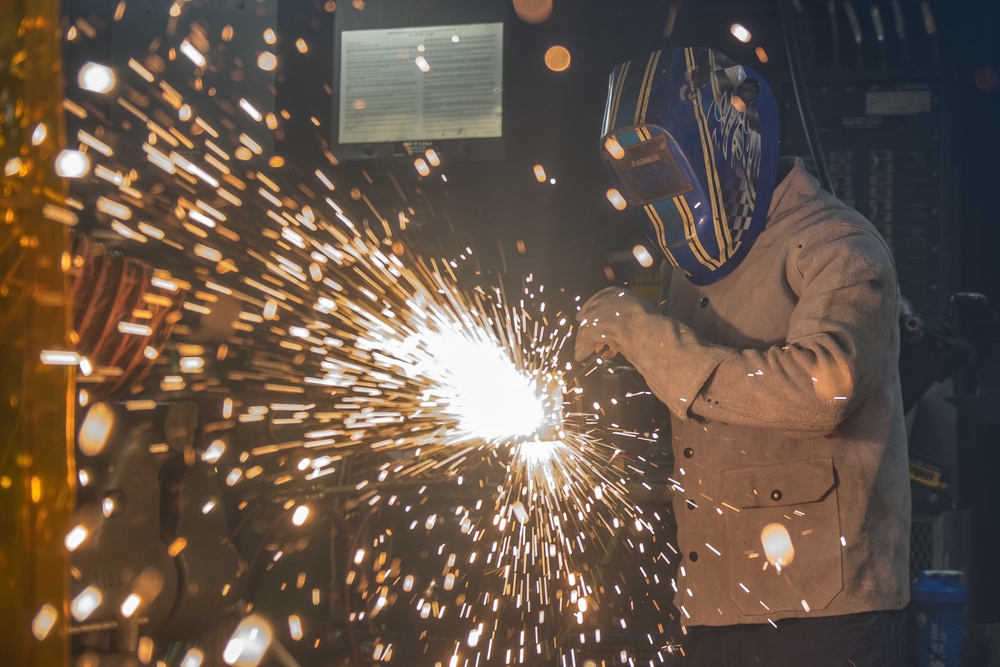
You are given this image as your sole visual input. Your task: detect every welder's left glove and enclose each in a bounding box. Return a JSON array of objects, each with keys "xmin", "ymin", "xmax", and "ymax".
[
  {"xmin": 574, "ymin": 287, "xmax": 733, "ymax": 419},
  {"xmin": 574, "ymin": 287, "xmax": 657, "ymax": 361}
]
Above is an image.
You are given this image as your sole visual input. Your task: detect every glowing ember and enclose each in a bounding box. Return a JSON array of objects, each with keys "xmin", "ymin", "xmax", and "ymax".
[
  {"xmin": 31, "ymin": 604, "xmax": 58, "ymax": 640},
  {"xmin": 70, "ymin": 586, "xmax": 102, "ymax": 621},
  {"xmin": 761, "ymin": 522, "xmax": 795, "ymax": 568},
  {"xmin": 223, "ymin": 615, "xmax": 273, "ymax": 667},
  {"xmin": 78, "ymin": 62, "xmax": 115, "ymax": 93},
  {"xmin": 78, "ymin": 403, "xmax": 113, "ymax": 456}
]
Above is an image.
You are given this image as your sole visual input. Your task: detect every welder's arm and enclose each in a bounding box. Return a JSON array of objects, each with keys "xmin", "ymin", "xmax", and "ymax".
[{"xmin": 576, "ymin": 224, "xmax": 899, "ymax": 438}]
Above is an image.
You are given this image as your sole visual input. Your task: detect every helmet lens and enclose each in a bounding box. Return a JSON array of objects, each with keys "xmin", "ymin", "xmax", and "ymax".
[{"xmin": 602, "ymin": 129, "xmax": 694, "ymax": 207}]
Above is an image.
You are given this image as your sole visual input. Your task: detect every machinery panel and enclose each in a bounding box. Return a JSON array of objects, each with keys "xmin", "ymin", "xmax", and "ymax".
[{"xmin": 779, "ymin": 74, "xmax": 955, "ymax": 321}]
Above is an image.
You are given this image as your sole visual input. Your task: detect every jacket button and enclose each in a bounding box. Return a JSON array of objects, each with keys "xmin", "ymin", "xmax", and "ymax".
[
  {"xmin": 688, "ymin": 551, "xmax": 699, "ymax": 562},
  {"xmin": 770, "ymin": 490, "xmax": 783, "ymax": 501},
  {"xmin": 699, "ymin": 297, "xmax": 709, "ymax": 308},
  {"xmin": 683, "ymin": 447, "xmax": 694, "ymax": 458},
  {"xmin": 686, "ymin": 499, "xmax": 697, "ymax": 510}
]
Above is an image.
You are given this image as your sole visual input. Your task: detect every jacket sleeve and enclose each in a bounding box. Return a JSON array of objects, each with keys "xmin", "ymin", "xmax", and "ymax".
[{"xmin": 622, "ymin": 221, "xmax": 900, "ymax": 438}]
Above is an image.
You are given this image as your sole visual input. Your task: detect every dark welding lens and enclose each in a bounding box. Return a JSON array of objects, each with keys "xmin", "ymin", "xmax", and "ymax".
[{"xmin": 603, "ymin": 133, "xmax": 694, "ymax": 206}]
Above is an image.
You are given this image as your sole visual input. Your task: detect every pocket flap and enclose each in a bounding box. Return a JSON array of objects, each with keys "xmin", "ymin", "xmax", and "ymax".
[{"xmin": 720, "ymin": 457, "xmax": 836, "ymax": 509}]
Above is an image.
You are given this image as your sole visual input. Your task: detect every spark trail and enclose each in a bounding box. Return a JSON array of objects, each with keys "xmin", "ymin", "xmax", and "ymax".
[{"xmin": 48, "ymin": 4, "xmax": 678, "ymax": 665}]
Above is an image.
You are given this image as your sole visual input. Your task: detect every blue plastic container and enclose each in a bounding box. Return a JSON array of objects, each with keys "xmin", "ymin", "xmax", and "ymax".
[{"xmin": 910, "ymin": 570, "xmax": 968, "ymax": 667}]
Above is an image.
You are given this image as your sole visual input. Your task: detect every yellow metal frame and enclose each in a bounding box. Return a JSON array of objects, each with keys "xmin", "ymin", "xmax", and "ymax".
[{"xmin": 0, "ymin": 0, "xmax": 75, "ymax": 664}]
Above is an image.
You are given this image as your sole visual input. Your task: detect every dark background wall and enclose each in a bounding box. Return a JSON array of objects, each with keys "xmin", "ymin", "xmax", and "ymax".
[{"xmin": 325, "ymin": 0, "xmax": 1000, "ymax": 323}]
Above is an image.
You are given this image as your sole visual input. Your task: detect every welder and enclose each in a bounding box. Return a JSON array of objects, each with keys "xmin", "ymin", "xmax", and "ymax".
[{"xmin": 575, "ymin": 46, "xmax": 910, "ymax": 666}]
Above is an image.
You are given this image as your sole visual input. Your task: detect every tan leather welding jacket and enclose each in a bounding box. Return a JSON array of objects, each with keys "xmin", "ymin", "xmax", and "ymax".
[{"xmin": 648, "ymin": 158, "xmax": 911, "ymax": 627}]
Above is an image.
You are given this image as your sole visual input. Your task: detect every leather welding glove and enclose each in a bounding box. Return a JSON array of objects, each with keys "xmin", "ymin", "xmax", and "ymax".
[{"xmin": 574, "ymin": 286, "xmax": 733, "ymax": 420}]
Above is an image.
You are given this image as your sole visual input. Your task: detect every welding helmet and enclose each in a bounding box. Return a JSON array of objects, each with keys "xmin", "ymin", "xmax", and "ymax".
[{"xmin": 600, "ymin": 46, "xmax": 780, "ymax": 286}]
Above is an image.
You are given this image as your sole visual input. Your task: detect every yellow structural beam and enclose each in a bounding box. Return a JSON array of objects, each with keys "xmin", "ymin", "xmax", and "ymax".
[{"xmin": 0, "ymin": 1, "xmax": 75, "ymax": 665}]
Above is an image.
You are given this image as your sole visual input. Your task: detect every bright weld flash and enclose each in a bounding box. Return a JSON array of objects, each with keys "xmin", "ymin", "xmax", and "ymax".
[
  {"xmin": 516, "ymin": 439, "xmax": 567, "ymax": 469},
  {"xmin": 421, "ymin": 331, "xmax": 551, "ymax": 443}
]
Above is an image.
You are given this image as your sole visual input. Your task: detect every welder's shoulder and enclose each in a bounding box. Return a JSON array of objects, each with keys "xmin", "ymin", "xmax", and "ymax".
[
  {"xmin": 766, "ymin": 159, "xmax": 895, "ymax": 289},
  {"xmin": 768, "ymin": 168, "xmax": 888, "ymax": 256},
  {"xmin": 767, "ymin": 165, "xmax": 883, "ymax": 247},
  {"xmin": 782, "ymin": 194, "xmax": 897, "ymax": 297},
  {"xmin": 801, "ymin": 194, "xmax": 893, "ymax": 264}
]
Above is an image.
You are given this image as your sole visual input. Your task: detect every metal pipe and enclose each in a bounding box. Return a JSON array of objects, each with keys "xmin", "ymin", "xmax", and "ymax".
[
  {"xmin": 269, "ymin": 639, "xmax": 304, "ymax": 667},
  {"xmin": 68, "ymin": 618, "xmax": 149, "ymax": 635}
]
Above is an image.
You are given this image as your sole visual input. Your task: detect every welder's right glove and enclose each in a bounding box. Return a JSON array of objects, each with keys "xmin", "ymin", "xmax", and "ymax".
[{"xmin": 574, "ymin": 286, "xmax": 733, "ymax": 420}]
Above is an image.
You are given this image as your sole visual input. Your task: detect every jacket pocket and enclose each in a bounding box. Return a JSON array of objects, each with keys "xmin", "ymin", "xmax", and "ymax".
[{"xmin": 720, "ymin": 457, "xmax": 843, "ymax": 616}]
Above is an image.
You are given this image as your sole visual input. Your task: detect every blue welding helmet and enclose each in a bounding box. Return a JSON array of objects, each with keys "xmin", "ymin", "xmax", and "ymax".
[{"xmin": 600, "ymin": 46, "xmax": 780, "ymax": 286}]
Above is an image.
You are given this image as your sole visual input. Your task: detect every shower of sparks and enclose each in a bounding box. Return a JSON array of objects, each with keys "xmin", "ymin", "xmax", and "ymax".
[{"xmin": 50, "ymin": 3, "xmax": 682, "ymax": 665}]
